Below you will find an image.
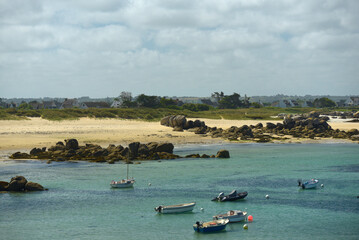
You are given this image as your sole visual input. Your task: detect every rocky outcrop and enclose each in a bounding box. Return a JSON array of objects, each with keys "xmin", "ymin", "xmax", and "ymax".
[
  {"xmin": 160, "ymin": 112, "xmax": 358, "ymax": 143},
  {"xmin": 216, "ymin": 150, "xmax": 230, "ymax": 158},
  {"xmin": 7, "ymin": 176, "xmax": 27, "ymax": 191},
  {"xmin": 0, "ymin": 176, "xmax": 47, "ymax": 192},
  {"xmin": 25, "ymin": 182, "xmax": 45, "ymax": 191},
  {"xmin": 160, "ymin": 115, "xmax": 187, "ymax": 129},
  {"xmin": 9, "ymin": 139, "xmax": 229, "ymax": 163},
  {"xmin": 0, "ymin": 181, "xmax": 9, "ymax": 191},
  {"xmin": 65, "ymin": 139, "xmax": 79, "ymax": 150},
  {"xmin": 161, "ymin": 115, "xmax": 207, "ymax": 131}
]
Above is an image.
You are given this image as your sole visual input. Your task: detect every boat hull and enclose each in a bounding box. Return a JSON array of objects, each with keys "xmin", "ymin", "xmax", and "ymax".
[
  {"xmin": 193, "ymin": 224, "xmax": 227, "ymax": 233},
  {"xmin": 213, "ymin": 211, "xmax": 247, "ymax": 223},
  {"xmin": 110, "ymin": 180, "xmax": 135, "ymax": 188},
  {"xmin": 212, "ymin": 191, "xmax": 248, "ymax": 202},
  {"xmin": 193, "ymin": 219, "xmax": 229, "ymax": 233},
  {"xmin": 301, "ymin": 180, "xmax": 319, "ymax": 189},
  {"xmin": 155, "ymin": 203, "xmax": 195, "ymax": 213}
]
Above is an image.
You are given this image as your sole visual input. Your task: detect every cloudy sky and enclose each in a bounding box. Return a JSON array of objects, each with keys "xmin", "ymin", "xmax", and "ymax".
[{"xmin": 0, "ymin": 0, "xmax": 358, "ymax": 98}]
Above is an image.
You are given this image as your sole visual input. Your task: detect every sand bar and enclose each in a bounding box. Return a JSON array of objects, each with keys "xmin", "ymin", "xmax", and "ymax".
[{"xmin": 0, "ymin": 118, "xmax": 358, "ymax": 153}]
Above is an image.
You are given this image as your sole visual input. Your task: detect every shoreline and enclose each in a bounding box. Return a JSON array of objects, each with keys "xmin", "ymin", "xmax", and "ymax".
[{"xmin": 0, "ymin": 117, "xmax": 358, "ymax": 155}]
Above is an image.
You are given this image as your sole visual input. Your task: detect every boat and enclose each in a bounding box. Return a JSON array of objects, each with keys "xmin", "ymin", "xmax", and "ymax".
[
  {"xmin": 298, "ymin": 179, "xmax": 319, "ymax": 189},
  {"xmin": 110, "ymin": 163, "xmax": 135, "ymax": 188},
  {"xmin": 154, "ymin": 202, "xmax": 196, "ymax": 214},
  {"xmin": 193, "ymin": 219, "xmax": 229, "ymax": 233},
  {"xmin": 213, "ymin": 210, "xmax": 248, "ymax": 223},
  {"xmin": 211, "ymin": 190, "xmax": 248, "ymax": 202}
]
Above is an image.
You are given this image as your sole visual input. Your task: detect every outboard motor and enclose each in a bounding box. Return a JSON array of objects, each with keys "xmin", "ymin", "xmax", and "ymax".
[
  {"xmin": 155, "ymin": 205, "xmax": 163, "ymax": 213},
  {"xmin": 195, "ymin": 221, "xmax": 201, "ymax": 232},
  {"xmin": 297, "ymin": 179, "xmax": 302, "ymax": 187}
]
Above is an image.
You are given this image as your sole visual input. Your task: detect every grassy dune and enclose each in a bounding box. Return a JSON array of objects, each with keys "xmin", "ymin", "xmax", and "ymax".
[{"xmin": 0, "ymin": 107, "xmax": 357, "ymax": 121}]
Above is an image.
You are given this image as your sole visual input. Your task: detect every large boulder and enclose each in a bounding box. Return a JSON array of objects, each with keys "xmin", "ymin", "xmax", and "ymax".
[
  {"xmin": 347, "ymin": 129, "xmax": 359, "ymax": 136},
  {"xmin": 0, "ymin": 181, "xmax": 9, "ymax": 191},
  {"xmin": 160, "ymin": 116, "xmax": 171, "ymax": 126},
  {"xmin": 184, "ymin": 120, "xmax": 195, "ymax": 129},
  {"xmin": 9, "ymin": 152, "xmax": 31, "ymax": 159},
  {"xmin": 155, "ymin": 143, "xmax": 174, "ymax": 154},
  {"xmin": 138, "ymin": 144, "xmax": 150, "ymax": 156},
  {"xmin": 160, "ymin": 115, "xmax": 187, "ymax": 128},
  {"xmin": 65, "ymin": 139, "xmax": 79, "ymax": 150},
  {"xmin": 146, "ymin": 142, "xmax": 158, "ymax": 153},
  {"xmin": 25, "ymin": 182, "xmax": 45, "ymax": 191},
  {"xmin": 266, "ymin": 122, "xmax": 277, "ymax": 129},
  {"xmin": 30, "ymin": 148, "xmax": 43, "ymax": 155},
  {"xmin": 306, "ymin": 111, "xmax": 320, "ymax": 118},
  {"xmin": 128, "ymin": 142, "xmax": 140, "ymax": 158},
  {"xmin": 8, "ymin": 176, "xmax": 28, "ymax": 191},
  {"xmin": 216, "ymin": 150, "xmax": 230, "ymax": 158},
  {"xmin": 169, "ymin": 115, "xmax": 186, "ymax": 128}
]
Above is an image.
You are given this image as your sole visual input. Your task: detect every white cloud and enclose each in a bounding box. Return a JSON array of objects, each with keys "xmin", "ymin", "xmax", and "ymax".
[{"xmin": 0, "ymin": 0, "xmax": 358, "ymax": 97}]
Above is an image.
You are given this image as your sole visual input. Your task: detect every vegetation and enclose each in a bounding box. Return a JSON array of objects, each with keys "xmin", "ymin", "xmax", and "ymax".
[
  {"xmin": 1, "ymin": 106, "xmax": 357, "ymax": 121},
  {"xmin": 1, "ymin": 92, "xmax": 357, "ymax": 121},
  {"xmin": 313, "ymin": 97, "xmax": 336, "ymax": 108}
]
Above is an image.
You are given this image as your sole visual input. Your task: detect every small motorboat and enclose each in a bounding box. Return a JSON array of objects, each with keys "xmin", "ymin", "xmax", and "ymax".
[
  {"xmin": 211, "ymin": 190, "xmax": 248, "ymax": 202},
  {"xmin": 298, "ymin": 179, "xmax": 319, "ymax": 189},
  {"xmin": 193, "ymin": 219, "xmax": 229, "ymax": 233},
  {"xmin": 213, "ymin": 210, "xmax": 247, "ymax": 223},
  {"xmin": 155, "ymin": 202, "xmax": 196, "ymax": 214}
]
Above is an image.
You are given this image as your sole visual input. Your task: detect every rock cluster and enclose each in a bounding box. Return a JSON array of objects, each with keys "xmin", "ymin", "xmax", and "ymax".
[
  {"xmin": 0, "ymin": 176, "xmax": 47, "ymax": 192},
  {"xmin": 326, "ymin": 111, "xmax": 359, "ymax": 119},
  {"xmin": 161, "ymin": 113, "xmax": 359, "ymax": 142},
  {"xmin": 160, "ymin": 115, "xmax": 206, "ymax": 132},
  {"xmin": 10, "ymin": 139, "xmax": 230, "ymax": 163}
]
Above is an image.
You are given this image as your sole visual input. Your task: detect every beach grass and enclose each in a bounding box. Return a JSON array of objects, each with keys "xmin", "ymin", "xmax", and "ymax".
[{"xmin": 0, "ymin": 107, "xmax": 357, "ymax": 121}]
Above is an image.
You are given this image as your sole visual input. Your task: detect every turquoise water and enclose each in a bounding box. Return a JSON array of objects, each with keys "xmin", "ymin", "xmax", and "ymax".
[{"xmin": 1, "ymin": 143, "xmax": 359, "ymax": 240}]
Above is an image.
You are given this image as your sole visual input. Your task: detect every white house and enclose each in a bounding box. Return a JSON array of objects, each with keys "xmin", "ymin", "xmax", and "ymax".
[{"xmin": 345, "ymin": 97, "xmax": 359, "ymax": 106}]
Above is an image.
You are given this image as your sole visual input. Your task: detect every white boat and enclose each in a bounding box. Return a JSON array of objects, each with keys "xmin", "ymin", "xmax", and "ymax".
[
  {"xmin": 155, "ymin": 202, "xmax": 196, "ymax": 214},
  {"xmin": 110, "ymin": 178, "xmax": 135, "ymax": 188},
  {"xmin": 213, "ymin": 210, "xmax": 248, "ymax": 223},
  {"xmin": 110, "ymin": 163, "xmax": 135, "ymax": 188},
  {"xmin": 298, "ymin": 179, "xmax": 319, "ymax": 189}
]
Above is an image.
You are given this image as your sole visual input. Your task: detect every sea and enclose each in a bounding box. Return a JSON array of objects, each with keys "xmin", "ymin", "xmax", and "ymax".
[{"xmin": 1, "ymin": 143, "xmax": 359, "ymax": 240}]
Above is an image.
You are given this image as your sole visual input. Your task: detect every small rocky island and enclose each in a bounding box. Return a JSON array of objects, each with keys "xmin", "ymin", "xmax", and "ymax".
[
  {"xmin": 0, "ymin": 176, "xmax": 47, "ymax": 192},
  {"xmin": 10, "ymin": 139, "xmax": 230, "ymax": 163}
]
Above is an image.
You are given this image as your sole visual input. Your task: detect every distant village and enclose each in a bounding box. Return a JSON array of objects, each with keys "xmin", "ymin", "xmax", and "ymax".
[{"xmin": 0, "ymin": 93, "xmax": 358, "ymax": 109}]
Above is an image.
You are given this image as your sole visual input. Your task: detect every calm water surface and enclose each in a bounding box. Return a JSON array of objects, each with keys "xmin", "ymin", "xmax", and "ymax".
[{"xmin": 1, "ymin": 143, "xmax": 359, "ymax": 240}]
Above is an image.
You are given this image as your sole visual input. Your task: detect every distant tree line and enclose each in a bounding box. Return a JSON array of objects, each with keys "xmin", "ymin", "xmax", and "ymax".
[
  {"xmin": 118, "ymin": 93, "xmax": 211, "ymax": 112},
  {"xmin": 114, "ymin": 91, "xmax": 253, "ymax": 111}
]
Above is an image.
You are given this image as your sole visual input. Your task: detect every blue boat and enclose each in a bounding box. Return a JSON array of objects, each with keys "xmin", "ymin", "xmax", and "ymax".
[{"xmin": 193, "ymin": 219, "xmax": 229, "ymax": 233}]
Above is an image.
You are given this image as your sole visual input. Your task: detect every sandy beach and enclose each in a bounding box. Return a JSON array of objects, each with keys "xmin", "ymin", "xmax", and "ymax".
[{"xmin": 0, "ymin": 117, "xmax": 358, "ymax": 153}]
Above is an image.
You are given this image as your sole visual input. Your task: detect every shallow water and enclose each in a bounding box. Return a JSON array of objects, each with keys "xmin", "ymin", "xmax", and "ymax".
[{"xmin": 1, "ymin": 143, "xmax": 359, "ymax": 240}]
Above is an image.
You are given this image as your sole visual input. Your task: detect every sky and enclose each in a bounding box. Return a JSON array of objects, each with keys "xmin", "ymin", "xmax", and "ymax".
[{"xmin": 0, "ymin": 0, "xmax": 358, "ymax": 98}]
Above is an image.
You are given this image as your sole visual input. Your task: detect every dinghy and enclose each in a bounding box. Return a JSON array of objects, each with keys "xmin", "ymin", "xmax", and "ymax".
[{"xmin": 154, "ymin": 202, "xmax": 196, "ymax": 214}]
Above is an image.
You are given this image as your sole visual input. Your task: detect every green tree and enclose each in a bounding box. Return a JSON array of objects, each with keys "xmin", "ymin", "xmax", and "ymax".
[
  {"xmin": 182, "ymin": 103, "xmax": 210, "ymax": 112},
  {"xmin": 218, "ymin": 93, "xmax": 242, "ymax": 109},
  {"xmin": 18, "ymin": 102, "xmax": 32, "ymax": 109},
  {"xmin": 313, "ymin": 97, "xmax": 336, "ymax": 108},
  {"xmin": 136, "ymin": 94, "xmax": 161, "ymax": 108},
  {"xmin": 160, "ymin": 97, "xmax": 177, "ymax": 108}
]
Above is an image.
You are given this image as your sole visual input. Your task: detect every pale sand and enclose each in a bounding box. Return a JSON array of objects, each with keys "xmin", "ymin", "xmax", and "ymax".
[{"xmin": 0, "ymin": 118, "xmax": 358, "ymax": 152}]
